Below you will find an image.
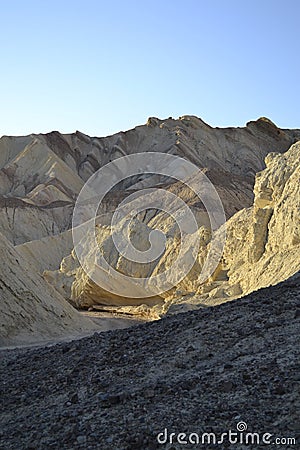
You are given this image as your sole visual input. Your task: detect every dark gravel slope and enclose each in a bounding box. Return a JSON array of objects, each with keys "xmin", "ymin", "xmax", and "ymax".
[{"xmin": 0, "ymin": 274, "xmax": 299, "ymax": 450}]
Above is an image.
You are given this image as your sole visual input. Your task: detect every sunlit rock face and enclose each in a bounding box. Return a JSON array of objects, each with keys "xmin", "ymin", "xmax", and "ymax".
[
  {"xmin": 224, "ymin": 141, "xmax": 300, "ymax": 294},
  {"xmin": 170, "ymin": 141, "xmax": 300, "ymax": 313},
  {"xmin": 45, "ymin": 141, "xmax": 300, "ymax": 316}
]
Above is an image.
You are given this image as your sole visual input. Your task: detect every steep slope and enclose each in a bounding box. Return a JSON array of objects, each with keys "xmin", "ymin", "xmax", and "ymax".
[
  {"xmin": 224, "ymin": 142, "xmax": 300, "ymax": 292},
  {"xmin": 15, "ymin": 229, "xmax": 74, "ymax": 272},
  {"xmin": 0, "ymin": 197, "xmax": 73, "ymax": 245},
  {"xmin": 0, "ymin": 232, "xmax": 98, "ymax": 347}
]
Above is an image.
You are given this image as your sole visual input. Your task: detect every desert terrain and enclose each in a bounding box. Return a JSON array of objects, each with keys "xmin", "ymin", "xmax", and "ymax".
[{"xmin": 0, "ymin": 116, "xmax": 299, "ymax": 449}]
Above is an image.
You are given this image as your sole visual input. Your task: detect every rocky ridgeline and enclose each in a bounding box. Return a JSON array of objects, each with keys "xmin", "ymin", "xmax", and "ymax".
[{"xmin": 0, "ymin": 116, "xmax": 299, "ymax": 246}]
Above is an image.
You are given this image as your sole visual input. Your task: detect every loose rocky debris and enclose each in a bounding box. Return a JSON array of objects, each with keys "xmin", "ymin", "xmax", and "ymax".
[{"xmin": 0, "ymin": 273, "xmax": 299, "ymax": 449}]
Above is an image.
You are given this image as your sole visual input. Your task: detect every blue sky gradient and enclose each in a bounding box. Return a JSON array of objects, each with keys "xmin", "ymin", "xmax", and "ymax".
[{"xmin": 0, "ymin": 0, "xmax": 299, "ymax": 136}]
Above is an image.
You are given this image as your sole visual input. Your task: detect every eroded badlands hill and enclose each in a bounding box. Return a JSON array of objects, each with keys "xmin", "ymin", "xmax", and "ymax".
[
  {"xmin": 0, "ymin": 233, "xmax": 98, "ymax": 347},
  {"xmin": 0, "ymin": 116, "xmax": 299, "ymax": 344},
  {"xmin": 47, "ymin": 141, "xmax": 300, "ymax": 317},
  {"xmin": 1, "ymin": 116, "xmax": 299, "ymax": 248}
]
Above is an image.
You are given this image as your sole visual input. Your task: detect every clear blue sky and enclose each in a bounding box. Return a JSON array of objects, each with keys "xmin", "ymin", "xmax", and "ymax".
[{"xmin": 0, "ymin": 0, "xmax": 299, "ymax": 137}]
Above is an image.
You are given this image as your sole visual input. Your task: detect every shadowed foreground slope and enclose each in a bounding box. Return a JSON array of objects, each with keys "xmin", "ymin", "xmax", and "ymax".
[{"xmin": 0, "ymin": 273, "xmax": 299, "ymax": 449}]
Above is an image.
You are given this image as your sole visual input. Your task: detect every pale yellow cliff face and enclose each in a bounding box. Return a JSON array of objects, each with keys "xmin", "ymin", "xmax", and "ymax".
[
  {"xmin": 222, "ymin": 142, "xmax": 300, "ymax": 297},
  {"xmin": 182, "ymin": 141, "xmax": 300, "ymax": 311}
]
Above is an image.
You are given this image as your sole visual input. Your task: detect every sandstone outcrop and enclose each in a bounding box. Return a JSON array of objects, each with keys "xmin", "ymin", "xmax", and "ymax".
[
  {"xmin": 169, "ymin": 141, "xmax": 300, "ymax": 312},
  {"xmin": 223, "ymin": 141, "xmax": 300, "ymax": 295}
]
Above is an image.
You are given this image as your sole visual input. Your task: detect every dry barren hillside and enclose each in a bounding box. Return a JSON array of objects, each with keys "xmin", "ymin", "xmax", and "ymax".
[
  {"xmin": 0, "ymin": 232, "xmax": 99, "ymax": 347},
  {"xmin": 0, "ymin": 116, "xmax": 299, "ymax": 345},
  {"xmin": 1, "ymin": 116, "xmax": 299, "ymax": 247}
]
